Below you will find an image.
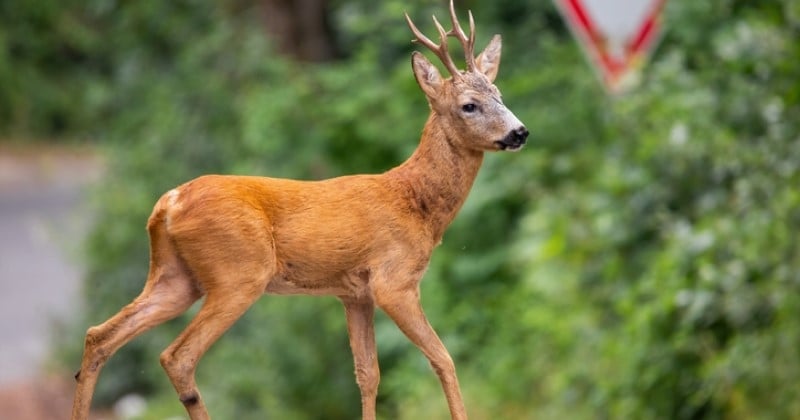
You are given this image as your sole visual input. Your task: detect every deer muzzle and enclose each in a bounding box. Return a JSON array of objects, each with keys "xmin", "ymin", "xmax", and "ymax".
[{"xmin": 496, "ymin": 126, "xmax": 529, "ymax": 151}]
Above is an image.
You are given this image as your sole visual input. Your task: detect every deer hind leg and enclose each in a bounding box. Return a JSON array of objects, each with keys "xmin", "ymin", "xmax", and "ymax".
[
  {"xmin": 158, "ymin": 276, "xmax": 265, "ymax": 420},
  {"xmin": 71, "ymin": 224, "xmax": 202, "ymax": 420},
  {"xmin": 156, "ymin": 226, "xmax": 273, "ymax": 419},
  {"xmin": 375, "ymin": 288, "xmax": 467, "ymax": 420},
  {"xmin": 342, "ymin": 298, "xmax": 380, "ymax": 420},
  {"xmin": 151, "ymin": 199, "xmax": 278, "ymax": 419}
]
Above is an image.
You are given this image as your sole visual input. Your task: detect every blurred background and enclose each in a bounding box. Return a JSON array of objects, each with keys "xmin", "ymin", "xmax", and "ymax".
[{"xmin": 0, "ymin": 0, "xmax": 798, "ymax": 419}]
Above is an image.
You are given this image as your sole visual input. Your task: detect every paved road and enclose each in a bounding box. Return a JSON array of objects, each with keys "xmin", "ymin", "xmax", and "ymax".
[{"xmin": 0, "ymin": 147, "xmax": 102, "ymax": 385}]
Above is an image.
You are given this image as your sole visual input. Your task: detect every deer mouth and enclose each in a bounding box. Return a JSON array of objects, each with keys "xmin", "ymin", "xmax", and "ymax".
[{"xmin": 495, "ymin": 141, "xmax": 523, "ymax": 151}]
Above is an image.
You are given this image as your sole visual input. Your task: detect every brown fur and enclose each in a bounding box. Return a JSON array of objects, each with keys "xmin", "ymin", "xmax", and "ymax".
[{"xmin": 70, "ymin": 2, "xmax": 527, "ymax": 419}]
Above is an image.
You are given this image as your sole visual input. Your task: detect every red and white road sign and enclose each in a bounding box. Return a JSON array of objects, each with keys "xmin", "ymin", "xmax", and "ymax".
[{"xmin": 554, "ymin": 0, "xmax": 667, "ymax": 93}]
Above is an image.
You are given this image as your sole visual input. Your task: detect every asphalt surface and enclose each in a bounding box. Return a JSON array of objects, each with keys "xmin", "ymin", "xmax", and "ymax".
[{"xmin": 0, "ymin": 147, "xmax": 103, "ymax": 386}]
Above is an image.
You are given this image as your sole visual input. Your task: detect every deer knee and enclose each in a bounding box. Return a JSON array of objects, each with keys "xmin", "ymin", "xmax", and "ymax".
[
  {"xmin": 429, "ymin": 352, "xmax": 456, "ymax": 379},
  {"xmin": 159, "ymin": 349, "xmax": 178, "ymax": 374},
  {"xmin": 74, "ymin": 326, "xmax": 110, "ymax": 382},
  {"xmin": 160, "ymin": 349, "xmax": 183, "ymax": 378},
  {"xmin": 354, "ymin": 360, "xmax": 380, "ymax": 393},
  {"xmin": 159, "ymin": 348, "xmax": 195, "ymax": 381},
  {"xmin": 80, "ymin": 326, "xmax": 111, "ymax": 370}
]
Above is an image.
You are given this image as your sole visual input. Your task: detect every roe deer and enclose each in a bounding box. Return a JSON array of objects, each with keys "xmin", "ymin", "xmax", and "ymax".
[{"xmin": 71, "ymin": 1, "xmax": 528, "ymax": 419}]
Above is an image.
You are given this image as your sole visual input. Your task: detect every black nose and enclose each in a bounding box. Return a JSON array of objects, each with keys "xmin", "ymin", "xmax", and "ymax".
[
  {"xmin": 514, "ymin": 127, "xmax": 529, "ymax": 143},
  {"xmin": 496, "ymin": 126, "xmax": 529, "ymax": 150}
]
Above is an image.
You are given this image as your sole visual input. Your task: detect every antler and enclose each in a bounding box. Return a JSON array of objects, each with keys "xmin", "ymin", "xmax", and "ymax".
[
  {"xmin": 405, "ymin": 0, "xmax": 477, "ymax": 78},
  {"xmin": 447, "ymin": 0, "xmax": 477, "ymax": 72}
]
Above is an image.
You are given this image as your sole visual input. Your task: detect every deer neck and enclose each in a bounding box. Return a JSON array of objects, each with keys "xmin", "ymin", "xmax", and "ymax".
[{"xmin": 387, "ymin": 113, "xmax": 485, "ymax": 241}]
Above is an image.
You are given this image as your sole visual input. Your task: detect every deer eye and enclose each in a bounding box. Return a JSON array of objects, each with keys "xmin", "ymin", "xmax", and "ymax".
[{"xmin": 461, "ymin": 103, "xmax": 477, "ymax": 113}]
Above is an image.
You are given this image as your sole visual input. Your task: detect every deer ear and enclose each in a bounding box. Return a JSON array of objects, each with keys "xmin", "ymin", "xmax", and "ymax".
[
  {"xmin": 411, "ymin": 51, "xmax": 442, "ymax": 99},
  {"xmin": 475, "ymin": 34, "xmax": 502, "ymax": 82}
]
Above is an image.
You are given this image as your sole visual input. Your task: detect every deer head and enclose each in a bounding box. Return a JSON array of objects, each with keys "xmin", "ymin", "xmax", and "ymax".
[{"xmin": 405, "ymin": 0, "xmax": 528, "ymax": 152}]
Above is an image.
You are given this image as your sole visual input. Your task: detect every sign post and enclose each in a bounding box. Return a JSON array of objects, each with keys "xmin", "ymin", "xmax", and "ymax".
[{"xmin": 553, "ymin": 0, "xmax": 667, "ymax": 94}]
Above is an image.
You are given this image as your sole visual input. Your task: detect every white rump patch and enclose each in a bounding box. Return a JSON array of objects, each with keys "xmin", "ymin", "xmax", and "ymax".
[
  {"xmin": 166, "ymin": 189, "xmax": 181, "ymax": 207},
  {"xmin": 164, "ymin": 188, "xmax": 182, "ymax": 229}
]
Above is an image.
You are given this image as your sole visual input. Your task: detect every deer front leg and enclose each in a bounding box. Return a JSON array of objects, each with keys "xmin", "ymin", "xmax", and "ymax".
[
  {"xmin": 375, "ymin": 288, "xmax": 467, "ymax": 420},
  {"xmin": 341, "ymin": 297, "xmax": 380, "ymax": 420}
]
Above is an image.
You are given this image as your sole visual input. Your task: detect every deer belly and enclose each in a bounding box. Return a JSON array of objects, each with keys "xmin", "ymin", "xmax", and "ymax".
[{"xmin": 264, "ymin": 267, "xmax": 371, "ymax": 299}]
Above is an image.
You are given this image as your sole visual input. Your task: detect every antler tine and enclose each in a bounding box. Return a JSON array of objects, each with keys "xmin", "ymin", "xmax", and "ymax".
[
  {"xmin": 431, "ymin": 15, "xmax": 459, "ymax": 72},
  {"xmin": 468, "ymin": 11, "xmax": 476, "ymax": 51},
  {"xmin": 447, "ymin": 0, "xmax": 477, "ymax": 72},
  {"xmin": 405, "ymin": 12, "xmax": 461, "ymax": 78}
]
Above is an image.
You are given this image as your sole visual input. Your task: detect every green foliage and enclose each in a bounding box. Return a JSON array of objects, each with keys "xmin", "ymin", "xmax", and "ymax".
[{"xmin": 6, "ymin": 0, "xmax": 796, "ymax": 418}]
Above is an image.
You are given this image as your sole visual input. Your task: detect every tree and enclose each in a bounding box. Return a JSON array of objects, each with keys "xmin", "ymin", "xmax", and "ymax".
[{"xmin": 261, "ymin": 0, "xmax": 339, "ymax": 61}]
